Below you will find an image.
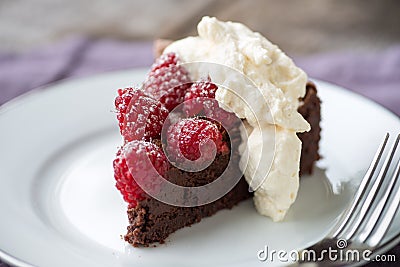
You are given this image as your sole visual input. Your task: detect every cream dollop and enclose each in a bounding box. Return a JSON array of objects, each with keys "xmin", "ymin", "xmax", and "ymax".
[{"xmin": 164, "ymin": 16, "xmax": 309, "ymax": 221}]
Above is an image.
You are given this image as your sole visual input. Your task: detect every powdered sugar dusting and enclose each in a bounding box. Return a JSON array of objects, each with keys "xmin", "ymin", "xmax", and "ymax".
[
  {"xmin": 166, "ymin": 118, "xmax": 227, "ymax": 162},
  {"xmin": 143, "ymin": 53, "xmax": 192, "ymax": 111},
  {"xmin": 115, "ymin": 87, "xmax": 169, "ymax": 142}
]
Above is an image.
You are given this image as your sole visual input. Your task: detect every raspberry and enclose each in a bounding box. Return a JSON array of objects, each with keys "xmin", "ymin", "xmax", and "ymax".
[
  {"xmin": 150, "ymin": 52, "xmax": 178, "ymax": 71},
  {"xmin": 115, "ymin": 87, "xmax": 169, "ymax": 142},
  {"xmin": 113, "ymin": 141, "xmax": 169, "ymax": 208},
  {"xmin": 185, "ymin": 78, "xmax": 217, "ymax": 100},
  {"xmin": 143, "ymin": 52, "xmax": 192, "ymax": 111},
  {"xmin": 184, "ymin": 80, "xmax": 238, "ymax": 128},
  {"xmin": 184, "ymin": 78, "xmax": 217, "ymax": 115},
  {"xmin": 167, "ymin": 118, "xmax": 228, "ymax": 162}
]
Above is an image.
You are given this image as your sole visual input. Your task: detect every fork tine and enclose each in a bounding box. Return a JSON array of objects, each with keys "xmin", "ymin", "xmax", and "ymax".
[
  {"xmin": 342, "ymin": 134, "xmax": 400, "ymax": 240},
  {"xmin": 330, "ymin": 133, "xmax": 390, "ymax": 238},
  {"xmin": 367, "ymin": 142, "xmax": 400, "ymax": 247},
  {"xmin": 370, "ymin": 183, "xmax": 400, "ymax": 246},
  {"xmin": 358, "ymin": 134, "xmax": 400, "ymax": 244}
]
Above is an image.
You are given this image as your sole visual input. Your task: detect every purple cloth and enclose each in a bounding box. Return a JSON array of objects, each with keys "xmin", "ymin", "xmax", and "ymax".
[
  {"xmin": 0, "ymin": 37, "xmax": 399, "ymax": 266},
  {"xmin": 296, "ymin": 47, "xmax": 400, "ymax": 116},
  {"xmin": 0, "ymin": 37, "xmax": 153, "ymax": 106}
]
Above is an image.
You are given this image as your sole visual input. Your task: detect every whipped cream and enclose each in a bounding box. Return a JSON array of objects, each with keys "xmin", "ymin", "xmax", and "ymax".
[{"xmin": 164, "ymin": 16, "xmax": 309, "ymax": 221}]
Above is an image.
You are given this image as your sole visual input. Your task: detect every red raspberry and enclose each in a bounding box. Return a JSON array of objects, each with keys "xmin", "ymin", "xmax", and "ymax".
[
  {"xmin": 184, "ymin": 78, "xmax": 217, "ymax": 115},
  {"xmin": 167, "ymin": 118, "xmax": 228, "ymax": 162},
  {"xmin": 143, "ymin": 52, "xmax": 192, "ymax": 111},
  {"xmin": 185, "ymin": 78, "xmax": 217, "ymax": 100},
  {"xmin": 184, "ymin": 80, "xmax": 238, "ymax": 128},
  {"xmin": 115, "ymin": 87, "xmax": 169, "ymax": 142},
  {"xmin": 150, "ymin": 52, "xmax": 178, "ymax": 71},
  {"xmin": 113, "ymin": 141, "xmax": 169, "ymax": 208}
]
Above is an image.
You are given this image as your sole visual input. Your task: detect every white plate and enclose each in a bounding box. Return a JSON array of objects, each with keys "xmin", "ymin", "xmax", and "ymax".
[{"xmin": 1, "ymin": 69, "xmax": 400, "ymax": 267}]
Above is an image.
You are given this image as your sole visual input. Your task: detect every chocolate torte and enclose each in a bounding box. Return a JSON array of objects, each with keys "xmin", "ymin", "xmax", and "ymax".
[
  {"xmin": 123, "ymin": 84, "xmax": 320, "ymax": 247},
  {"xmin": 113, "ymin": 17, "xmax": 321, "ymax": 247}
]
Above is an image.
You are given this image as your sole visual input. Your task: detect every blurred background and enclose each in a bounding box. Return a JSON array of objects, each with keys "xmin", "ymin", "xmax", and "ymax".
[{"xmin": 1, "ymin": 0, "xmax": 399, "ymax": 55}]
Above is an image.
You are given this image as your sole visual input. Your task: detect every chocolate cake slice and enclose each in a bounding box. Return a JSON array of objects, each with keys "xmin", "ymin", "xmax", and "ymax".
[
  {"xmin": 113, "ymin": 18, "xmax": 321, "ymax": 247},
  {"xmin": 119, "ymin": 82, "xmax": 321, "ymax": 247}
]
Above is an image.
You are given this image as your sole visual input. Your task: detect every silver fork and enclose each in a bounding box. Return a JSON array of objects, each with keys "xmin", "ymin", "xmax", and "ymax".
[{"xmin": 291, "ymin": 133, "xmax": 400, "ymax": 267}]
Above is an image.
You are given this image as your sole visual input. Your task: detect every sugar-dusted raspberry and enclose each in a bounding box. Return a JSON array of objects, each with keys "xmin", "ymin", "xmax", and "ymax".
[
  {"xmin": 113, "ymin": 141, "xmax": 169, "ymax": 208},
  {"xmin": 115, "ymin": 87, "xmax": 169, "ymax": 142},
  {"xmin": 185, "ymin": 78, "xmax": 217, "ymax": 100},
  {"xmin": 167, "ymin": 118, "xmax": 228, "ymax": 162},
  {"xmin": 150, "ymin": 52, "xmax": 178, "ymax": 71},
  {"xmin": 115, "ymin": 87, "xmax": 137, "ymax": 131},
  {"xmin": 184, "ymin": 78, "xmax": 218, "ymax": 115},
  {"xmin": 143, "ymin": 52, "xmax": 192, "ymax": 111},
  {"xmin": 184, "ymin": 80, "xmax": 238, "ymax": 128}
]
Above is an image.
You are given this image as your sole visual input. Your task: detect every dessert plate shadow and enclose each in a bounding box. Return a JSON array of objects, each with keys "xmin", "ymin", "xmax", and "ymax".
[{"xmin": 1, "ymin": 68, "xmax": 400, "ymax": 267}]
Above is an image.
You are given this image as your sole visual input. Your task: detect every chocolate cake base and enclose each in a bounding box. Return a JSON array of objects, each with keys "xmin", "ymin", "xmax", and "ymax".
[
  {"xmin": 298, "ymin": 82, "xmax": 321, "ymax": 176},
  {"xmin": 125, "ymin": 179, "xmax": 251, "ymax": 246},
  {"xmin": 124, "ymin": 82, "xmax": 321, "ymax": 247}
]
